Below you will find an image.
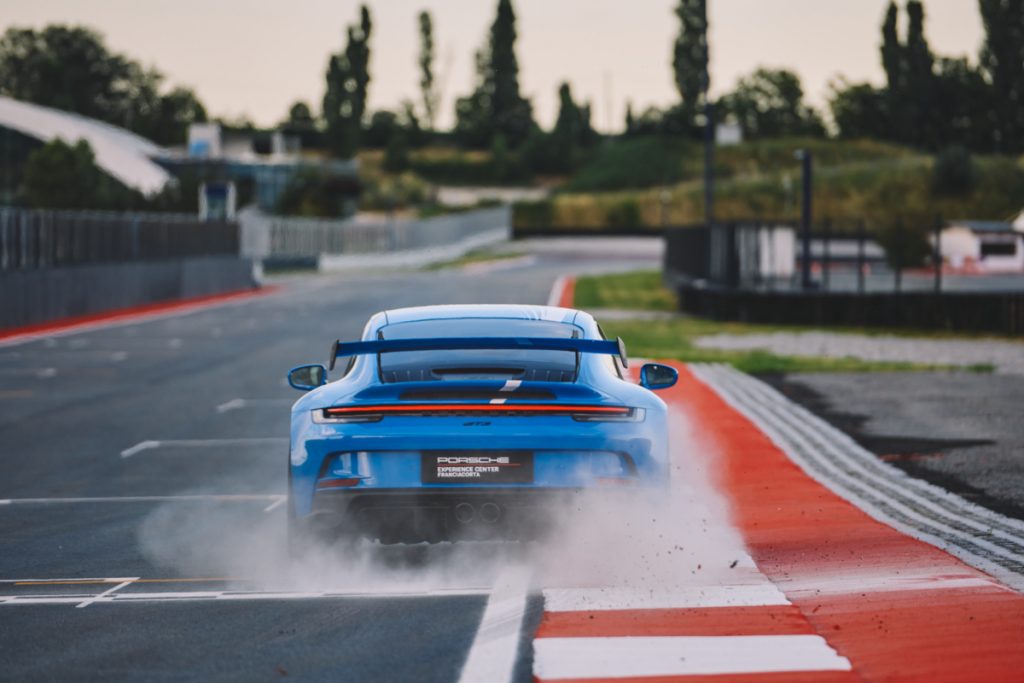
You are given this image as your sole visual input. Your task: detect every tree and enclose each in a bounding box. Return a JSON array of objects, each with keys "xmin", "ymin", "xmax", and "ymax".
[
  {"xmin": 323, "ymin": 5, "xmax": 372, "ymax": 158},
  {"xmin": 22, "ymin": 138, "xmax": 102, "ymax": 209},
  {"xmin": 285, "ymin": 101, "xmax": 316, "ymax": 128},
  {"xmin": 932, "ymin": 145, "xmax": 976, "ymax": 196},
  {"xmin": 903, "ymin": 1, "xmax": 935, "ymax": 147},
  {"xmin": 979, "ymin": 0, "xmax": 1024, "ymax": 153},
  {"xmin": 828, "ymin": 80, "xmax": 890, "ymax": 139},
  {"xmin": 719, "ymin": 68, "xmax": 825, "ymax": 139},
  {"xmin": 454, "ymin": 0, "xmax": 533, "ymax": 148},
  {"xmin": 0, "ymin": 25, "xmax": 206, "ymax": 146},
  {"xmin": 672, "ymin": 0, "xmax": 708, "ymax": 134},
  {"xmin": 418, "ymin": 11, "xmax": 438, "ymax": 130},
  {"xmin": 876, "ymin": 218, "xmax": 931, "ymax": 292},
  {"xmin": 624, "ymin": 102, "xmax": 636, "ymax": 135}
]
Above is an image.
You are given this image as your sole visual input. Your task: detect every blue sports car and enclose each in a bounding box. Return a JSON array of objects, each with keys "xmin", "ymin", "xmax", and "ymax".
[{"xmin": 285, "ymin": 304, "xmax": 678, "ymax": 545}]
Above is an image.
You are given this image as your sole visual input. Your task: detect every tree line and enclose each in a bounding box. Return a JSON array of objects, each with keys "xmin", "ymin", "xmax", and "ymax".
[{"xmin": 1, "ymin": 0, "xmax": 1021, "ymax": 187}]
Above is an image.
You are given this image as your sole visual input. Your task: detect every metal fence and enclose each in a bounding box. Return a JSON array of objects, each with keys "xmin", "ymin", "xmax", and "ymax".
[
  {"xmin": 0, "ymin": 208, "xmax": 239, "ymax": 271},
  {"xmin": 239, "ymin": 205, "xmax": 511, "ymax": 262}
]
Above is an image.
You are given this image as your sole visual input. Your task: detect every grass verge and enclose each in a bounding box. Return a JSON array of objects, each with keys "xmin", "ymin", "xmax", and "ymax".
[
  {"xmin": 425, "ymin": 248, "xmax": 527, "ymax": 271},
  {"xmin": 576, "ymin": 270, "xmax": 997, "ymax": 373}
]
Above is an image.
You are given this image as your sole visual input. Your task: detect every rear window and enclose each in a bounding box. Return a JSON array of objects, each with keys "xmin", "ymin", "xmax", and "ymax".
[{"xmin": 378, "ymin": 318, "xmax": 579, "ymax": 383}]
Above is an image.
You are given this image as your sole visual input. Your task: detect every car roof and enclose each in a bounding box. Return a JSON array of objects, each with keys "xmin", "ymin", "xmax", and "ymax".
[{"xmin": 383, "ymin": 304, "xmax": 580, "ymax": 326}]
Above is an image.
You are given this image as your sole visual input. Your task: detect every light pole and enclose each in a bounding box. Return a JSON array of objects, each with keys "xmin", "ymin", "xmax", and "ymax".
[{"xmin": 796, "ymin": 149, "xmax": 813, "ymax": 291}]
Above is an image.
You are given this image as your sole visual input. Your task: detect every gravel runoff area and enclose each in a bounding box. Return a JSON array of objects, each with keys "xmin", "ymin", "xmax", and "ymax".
[
  {"xmin": 760, "ymin": 372, "xmax": 1024, "ymax": 521},
  {"xmin": 694, "ymin": 331, "xmax": 1024, "ymax": 375}
]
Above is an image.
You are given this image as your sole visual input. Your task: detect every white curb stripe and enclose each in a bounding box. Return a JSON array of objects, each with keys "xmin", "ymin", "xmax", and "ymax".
[
  {"xmin": 533, "ymin": 635, "xmax": 851, "ymax": 679},
  {"xmin": 543, "ymin": 583, "xmax": 790, "ymax": 612}
]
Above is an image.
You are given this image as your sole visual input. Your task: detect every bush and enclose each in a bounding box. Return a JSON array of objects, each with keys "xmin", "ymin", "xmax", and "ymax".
[
  {"xmin": 605, "ymin": 200, "xmax": 642, "ymax": 228},
  {"xmin": 512, "ymin": 200, "xmax": 554, "ymax": 228},
  {"xmin": 932, "ymin": 146, "xmax": 976, "ymax": 196}
]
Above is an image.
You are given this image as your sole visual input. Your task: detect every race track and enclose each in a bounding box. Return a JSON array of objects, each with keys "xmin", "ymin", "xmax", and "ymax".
[{"xmin": 1, "ymin": 240, "xmax": 1022, "ymax": 682}]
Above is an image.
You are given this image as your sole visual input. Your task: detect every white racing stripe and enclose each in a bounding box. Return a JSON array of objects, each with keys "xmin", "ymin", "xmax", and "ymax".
[
  {"xmin": 543, "ymin": 583, "xmax": 790, "ymax": 612},
  {"xmin": 533, "ymin": 635, "xmax": 851, "ymax": 679},
  {"xmin": 489, "ymin": 379, "xmax": 523, "ymax": 405},
  {"xmin": 458, "ymin": 565, "xmax": 531, "ymax": 683}
]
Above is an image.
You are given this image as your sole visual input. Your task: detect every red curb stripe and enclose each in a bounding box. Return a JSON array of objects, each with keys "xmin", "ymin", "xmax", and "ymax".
[
  {"xmin": 536, "ymin": 672, "xmax": 860, "ymax": 683},
  {"xmin": 558, "ymin": 276, "xmax": 576, "ymax": 308},
  {"xmin": 0, "ymin": 285, "xmax": 279, "ymax": 343},
  {"xmin": 535, "ymin": 606, "xmax": 815, "ymax": 638},
  {"xmin": 669, "ymin": 364, "xmax": 1024, "ymax": 683}
]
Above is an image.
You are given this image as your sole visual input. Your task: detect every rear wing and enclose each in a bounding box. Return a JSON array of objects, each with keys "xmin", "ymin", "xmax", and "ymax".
[{"xmin": 328, "ymin": 336, "xmax": 628, "ymax": 370}]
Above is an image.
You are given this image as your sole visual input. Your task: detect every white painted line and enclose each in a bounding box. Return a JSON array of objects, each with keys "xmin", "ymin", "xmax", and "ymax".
[
  {"xmin": 457, "ymin": 565, "xmax": 531, "ymax": 683},
  {"xmin": 543, "ymin": 584, "xmax": 790, "ymax": 612},
  {"xmin": 0, "ymin": 587, "xmax": 493, "ymax": 606},
  {"xmin": 120, "ymin": 437, "xmax": 288, "ymax": 458},
  {"xmin": 546, "ymin": 276, "xmax": 569, "ymax": 308},
  {"xmin": 216, "ymin": 398, "xmax": 247, "ymax": 414},
  {"xmin": 0, "ymin": 494, "xmax": 283, "ymax": 505},
  {"xmin": 533, "ymin": 635, "xmax": 851, "ymax": 679},
  {"xmin": 120, "ymin": 440, "xmax": 160, "ymax": 458},
  {"xmin": 75, "ymin": 578, "xmax": 138, "ymax": 608},
  {"xmin": 216, "ymin": 398, "xmax": 293, "ymax": 414},
  {"xmin": 263, "ymin": 496, "xmax": 286, "ymax": 513}
]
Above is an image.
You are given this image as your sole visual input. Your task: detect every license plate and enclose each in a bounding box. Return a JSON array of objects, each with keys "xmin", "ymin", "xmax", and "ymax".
[{"xmin": 421, "ymin": 452, "xmax": 534, "ymax": 484}]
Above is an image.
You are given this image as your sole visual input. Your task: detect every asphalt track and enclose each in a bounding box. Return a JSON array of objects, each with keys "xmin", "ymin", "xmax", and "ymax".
[{"xmin": 1, "ymin": 240, "xmax": 1022, "ymax": 682}]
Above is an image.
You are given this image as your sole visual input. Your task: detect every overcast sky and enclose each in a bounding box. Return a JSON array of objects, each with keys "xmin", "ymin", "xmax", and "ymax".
[{"xmin": 0, "ymin": 0, "xmax": 986, "ymax": 132}]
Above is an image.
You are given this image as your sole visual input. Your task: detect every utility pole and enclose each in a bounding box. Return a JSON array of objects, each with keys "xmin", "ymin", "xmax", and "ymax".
[
  {"xmin": 796, "ymin": 149, "xmax": 813, "ymax": 290},
  {"xmin": 702, "ymin": 1, "xmax": 714, "ymax": 231}
]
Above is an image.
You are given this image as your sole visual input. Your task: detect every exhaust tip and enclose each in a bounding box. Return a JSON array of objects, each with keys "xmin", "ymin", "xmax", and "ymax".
[
  {"xmin": 479, "ymin": 502, "xmax": 501, "ymax": 524},
  {"xmin": 454, "ymin": 502, "xmax": 476, "ymax": 524}
]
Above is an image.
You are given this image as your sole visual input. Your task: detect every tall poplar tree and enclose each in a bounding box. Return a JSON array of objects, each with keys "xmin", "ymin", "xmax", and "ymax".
[
  {"xmin": 418, "ymin": 11, "xmax": 438, "ymax": 131},
  {"xmin": 454, "ymin": 0, "xmax": 533, "ymax": 147},
  {"xmin": 979, "ymin": 0, "xmax": 1024, "ymax": 152},
  {"xmin": 672, "ymin": 0, "xmax": 709, "ymax": 133},
  {"xmin": 323, "ymin": 6, "xmax": 372, "ymax": 158}
]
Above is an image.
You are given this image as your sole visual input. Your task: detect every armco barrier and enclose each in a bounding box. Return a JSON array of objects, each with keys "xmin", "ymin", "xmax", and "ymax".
[
  {"xmin": 0, "ymin": 255, "xmax": 258, "ymax": 330},
  {"xmin": 240, "ymin": 206, "xmax": 511, "ymax": 269},
  {"xmin": 677, "ymin": 284, "xmax": 1024, "ymax": 335}
]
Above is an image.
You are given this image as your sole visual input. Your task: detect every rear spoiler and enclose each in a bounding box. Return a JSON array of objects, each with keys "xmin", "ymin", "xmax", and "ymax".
[{"xmin": 328, "ymin": 336, "xmax": 628, "ymax": 370}]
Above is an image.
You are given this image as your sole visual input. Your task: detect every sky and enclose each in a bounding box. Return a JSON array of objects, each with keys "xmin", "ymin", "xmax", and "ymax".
[{"xmin": 0, "ymin": 0, "xmax": 986, "ymax": 133}]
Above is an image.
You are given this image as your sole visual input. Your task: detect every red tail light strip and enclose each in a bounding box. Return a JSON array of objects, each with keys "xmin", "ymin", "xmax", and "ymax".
[{"xmin": 323, "ymin": 403, "xmax": 631, "ymax": 416}]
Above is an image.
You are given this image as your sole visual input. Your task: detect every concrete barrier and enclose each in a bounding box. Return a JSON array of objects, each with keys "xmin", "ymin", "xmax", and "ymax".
[{"xmin": 0, "ymin": 256, "xmax": 259, "ymax": 330}]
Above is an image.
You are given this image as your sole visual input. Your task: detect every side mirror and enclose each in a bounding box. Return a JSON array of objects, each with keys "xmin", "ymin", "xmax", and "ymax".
[
  {"xmin": 639, "ymin": 363, "xmax": 678, "ymax": 391},
  {"xmin": 288, "ymin": 364, "xmax": 327, "ymax": 391}
]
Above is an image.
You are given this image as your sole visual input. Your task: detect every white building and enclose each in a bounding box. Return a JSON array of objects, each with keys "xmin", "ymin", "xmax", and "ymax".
[{"xmin": 939, "ymin": 219, "xmax": 1024, "ymax": 273}]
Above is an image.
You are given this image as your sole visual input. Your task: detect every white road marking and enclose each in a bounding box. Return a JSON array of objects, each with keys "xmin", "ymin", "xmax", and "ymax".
[
  {"xmin": 0, "ymin": 587, "xmax": 491, "ymax": 606},
  {"xmin": 0, "ymin": 494, "xmax": 283, "ymax": 505},
  {"xmin": 262, "ymin": 496, "xmax": 286, "ymax": 513},
  {"xmin": 120, "ymin": 440, "xmax": 160, "ymax": 457},
  {"xmin": 215, "ymin": 398, "xmax": 293, "ymax": 414},
  {"xmin": 457, "ymin": 565, "xmax": 531, "ymax": 683},
  {"xmin": 0, "ymin": 367, "xmax": 57, "ymax": 379},
  {"xmin": 533, "ymin": 635, "xmax": 851, "ymax": 679},
  {"xmin": 120, "ymin": 437, "xmax": 288, "ymax": 458},
  {"xmin": 542, "ymin": 583, "xmax": 790, "ymax": 612},
  {"xmin": 75, "ymin": 578, "xmax": 138, "ymax": 609},
  {"xmin": 546, "ymin": 276, "xmax": 570, "ymax": 307}
]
